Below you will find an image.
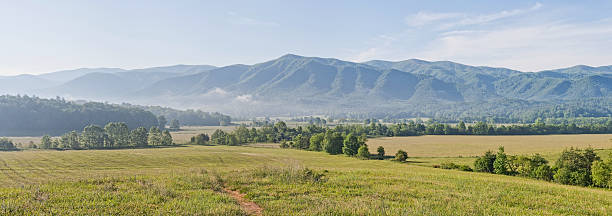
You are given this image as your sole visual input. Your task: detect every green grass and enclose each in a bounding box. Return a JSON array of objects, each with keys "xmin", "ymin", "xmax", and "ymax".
[{"xmin": 1, "ymin": 145, "xmax": 611, "ymax": 215}]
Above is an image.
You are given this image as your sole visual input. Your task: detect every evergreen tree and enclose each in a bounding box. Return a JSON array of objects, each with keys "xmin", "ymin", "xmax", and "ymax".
[
  {"xmin": 377, "ymin": 146, "xmax": 385, "ymax": 160},
  {"xmin": 494, "ymin": 146, "xmax": 509, "ymax": 175}
]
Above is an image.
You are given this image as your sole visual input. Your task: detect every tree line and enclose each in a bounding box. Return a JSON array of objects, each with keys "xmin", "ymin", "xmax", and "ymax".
[
  {"xmin": 0, "ymin": 138, "xmax": 17, "ymax": 151},
  {"xmin": 441, "ymin": 146, "xmax": 612, "ymax": 189},
  {"xmin": 190, "ymin": 119, "xmax": 612, "ymax": 148},
  {"xmin": 339, "ymin": 98, "xmax": 612, "ymax": 124},
  {"xmin": 38, "ymin": 122, "xmax": 174, "ymax": 150}
]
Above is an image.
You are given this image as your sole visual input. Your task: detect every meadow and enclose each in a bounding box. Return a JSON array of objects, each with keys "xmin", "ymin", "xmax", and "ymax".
[
  {"xmin": 368, "ymin": 134, "xmax": 612, "ymax": 157},
  {"xmin": 1, "ymin": 144, "xmax": 611, "ymax": 215}
]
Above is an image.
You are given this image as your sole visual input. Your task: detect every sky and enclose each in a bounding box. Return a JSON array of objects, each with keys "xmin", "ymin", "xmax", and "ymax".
[{"xmin": 1, "ymin": 0, "xmax": 612, "ymax": 75}]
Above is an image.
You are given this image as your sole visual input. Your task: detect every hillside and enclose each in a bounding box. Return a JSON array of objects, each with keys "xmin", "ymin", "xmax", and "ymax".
[
  {"xmin": 0, "ymin": 95, "xmax": 159, "ymax": 136},
  {"xmin": 2, "ymin": 54, "xmax": 612, "ymax": 119}
]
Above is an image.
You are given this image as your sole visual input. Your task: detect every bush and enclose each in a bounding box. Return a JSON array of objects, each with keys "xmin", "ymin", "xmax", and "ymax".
[
  {"xmin": 493, "ymin": 146, "xmax": 509, "ymax": 175},
  {"xmin": 533, "ymin": 164, "xmax": 554, "ymax": 181},
  {"xmin": 356, "ymin": 145, "xmax": 370, "ymax": 159},
  {"xmin": 440, "ymin": 162, "xmax": 459, "ymax": 169},
  {"xmin": 591, "ymin": 160, "xmax": 612, "ymax": 188},
  {"xmin": 376, "ymin": 146, "xmax": 385, "ymax": 160},
  {"xmin": 474, "ymin": 151, "xmax": 496, "ymax": 173},
  {"xmin": 458, "ymin": 165, "xmax": 473, "ymax": 172},
  {"xmin": 395, "ymin": 150, "xmax": 408, "ymax": 162},
  {"xmin": 553, "ymin": 148, "xmax": 600, "ymax": 186},
  {"xmin": 280, "ymin": 141, "xmax": 289, "ymax": 149},
  {"xmin": 439, "ymin": 162, "xmax": 472, "ymax": 172}
]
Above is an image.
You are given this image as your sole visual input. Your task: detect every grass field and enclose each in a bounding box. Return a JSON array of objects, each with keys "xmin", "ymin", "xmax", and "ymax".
[
  {"xmin": 368, "ymin": 134, "xmax": 612, "ymax": 157},
  {"xmin": 170, "ymin": 126, "xmax": 240, "ymax": 144},
  {"xmin": 1, "ymin": 145, "xmax": 611, "ymax": 215}
]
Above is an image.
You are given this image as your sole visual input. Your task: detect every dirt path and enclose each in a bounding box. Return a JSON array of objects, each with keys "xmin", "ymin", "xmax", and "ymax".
[{"xmin": 223, "ymin": 188, "xmax": 263, "ymax": 216}]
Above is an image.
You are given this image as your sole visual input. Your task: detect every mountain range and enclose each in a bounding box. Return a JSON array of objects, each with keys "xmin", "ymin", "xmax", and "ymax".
[{"xmin": 1, "ymin": 54, "xmax": 611, "ymax": 118}]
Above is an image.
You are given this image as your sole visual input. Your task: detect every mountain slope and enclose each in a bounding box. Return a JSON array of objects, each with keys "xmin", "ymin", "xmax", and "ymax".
[{"xmin": 3, "ymin": 54, "xmax": 612, "ymax": 117}]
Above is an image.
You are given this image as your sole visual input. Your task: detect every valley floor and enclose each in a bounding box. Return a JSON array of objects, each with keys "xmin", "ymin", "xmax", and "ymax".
[{"xmin": 0, "ymin": 145, "xmax": 611, "ymax": 215}]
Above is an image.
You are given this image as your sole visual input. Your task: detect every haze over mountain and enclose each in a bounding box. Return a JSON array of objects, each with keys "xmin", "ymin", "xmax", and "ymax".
[{"xmin": 1, "ymin": 54, "xmax": 611, "ymax": 119}]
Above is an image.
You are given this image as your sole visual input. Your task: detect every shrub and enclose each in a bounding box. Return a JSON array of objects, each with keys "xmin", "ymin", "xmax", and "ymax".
[
  {"xmin": 356, "ymin": 144, "xmax": 370, "ymax": 159},
  {"xmin": 591, "ymin": 160, "xmax": 612, "ymax": 188},
  {"xmin": 440, "ymin": 162, "xmax": 459, "ymax": 169},
  {"xmin": 458, "ymin": 165, "xmax": 473, "ymax": 172},
  {"xmin": 493, "ymin": 146, "xmax": 509, "ymax": 175},
  {"xmin": 395, "ymin": 150, "xmax": 408, "ymax": 162},
  {"xmin": 533, "ymin": 164, "xmax": 554, "ymax": 181},
  {"xmin": 553, "ymin": 148, "xmax": 600, "ymax": 186},
  {"xmin": 474, "ymin": 151, "xmax": 496, "ymax": 173},
  {"xmin": 376, "ymin": 146, "xmax": 385, "ymax": 160}
]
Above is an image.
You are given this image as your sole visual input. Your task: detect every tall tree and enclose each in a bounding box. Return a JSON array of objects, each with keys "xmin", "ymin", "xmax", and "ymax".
[
  {"xmin": 40, "ymin": 135, "xmax": 52, "ymax": 149},
  {"xmin": 130, "ymin": 127, "xmax": 149, "ymax": 147},
  {"xmin": 81, "ymin": 125, "xmax": 106, "ymax": 149},
  {"xmin": 323, "ymin": 132, "xmax": 343, "ymax": 155},
  {"xmin": 148, "ymin": 127, "xmax": 162, "ymax": 146},
  {"xmin": 342, "ymin": 133, "xmax": 360, "ymax": 156},
  {"xmin": 161, "ymin": 130, "xmax": 173, "ymax": 146},
  {"xmin": 61, "ymin": 131, "xmax": 80, "ymax": 149},
  {"xmin": 104, "ymin": 122, "xmax": 130, "ymax": 148},
  {"xmin": 309, "ymin": 133, "xmax": 325, "ymax": 151}
]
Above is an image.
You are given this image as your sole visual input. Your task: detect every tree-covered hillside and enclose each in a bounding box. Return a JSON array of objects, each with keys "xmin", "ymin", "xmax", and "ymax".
[
  {"xmin": 0, "ymin": 95, "xmax": 159, "ymax": 136},
  {"xmin": 124, "ymin": 104, "xmax": 232, "ymax": 126}
]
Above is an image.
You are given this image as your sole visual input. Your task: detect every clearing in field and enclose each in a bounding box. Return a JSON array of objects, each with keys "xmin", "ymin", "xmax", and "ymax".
[{"xmin": 0, "ymin": 145, "xmax": 611, "ymax": 215}]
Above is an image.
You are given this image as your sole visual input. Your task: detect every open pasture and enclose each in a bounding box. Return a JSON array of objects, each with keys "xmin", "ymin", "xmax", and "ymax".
[
  {"xmin": 368, "ymin": 134, "xmax": 612, "ymax": 157},
  {"xmin": 0, "ymin": 145, "xmax": 611, "ymax": 215},
  {"xmin": 170, "ymin": 126, "xmax": 240, "ymax": 144}
]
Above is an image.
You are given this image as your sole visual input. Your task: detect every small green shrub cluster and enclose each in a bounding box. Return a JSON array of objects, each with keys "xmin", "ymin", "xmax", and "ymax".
[
  {"xmin": 395, "ymin": 150, "xmax": 408, "ymax": 162},
  {"xmin": 467, "ymin": 146, "xmax": 611, "ymax": 188},
  {"xmin": 189, "ymin": 133, "xmax": 210, "ymax": 145}
]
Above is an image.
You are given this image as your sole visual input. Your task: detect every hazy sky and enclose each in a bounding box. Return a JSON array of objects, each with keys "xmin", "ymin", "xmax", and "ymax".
[{"xmin": 1, "ymin": 0, "xmax": 612, "ymax": 75}]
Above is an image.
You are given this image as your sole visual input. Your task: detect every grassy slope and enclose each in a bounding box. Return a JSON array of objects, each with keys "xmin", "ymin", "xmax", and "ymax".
[{"xmin": 0, "ymin": 146, "xmax": 611, "ymax": 215}]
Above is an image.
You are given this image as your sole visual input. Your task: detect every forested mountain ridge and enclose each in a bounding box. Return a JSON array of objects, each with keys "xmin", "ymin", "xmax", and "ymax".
[
  {"xmin": 1, "ymin": 54, "xmax": 612, "ymax": 119},
  {"xmin": 137, "ymin": 54, "xmax": 612, "ymax": 103}
]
